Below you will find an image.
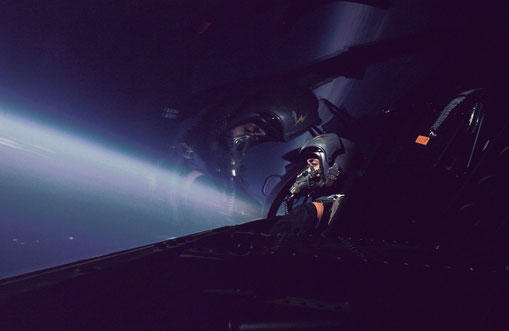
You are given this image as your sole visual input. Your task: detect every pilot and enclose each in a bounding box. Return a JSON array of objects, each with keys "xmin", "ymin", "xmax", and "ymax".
[
  {"xmin": 171, "ymin": 86, "xmax": 321, "ymax": 222},
  {"xmin": 270, "ymin": 133, "xmax": 357, "ymax": 234}
]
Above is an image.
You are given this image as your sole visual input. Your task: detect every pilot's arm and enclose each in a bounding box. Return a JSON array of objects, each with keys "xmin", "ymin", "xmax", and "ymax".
[{"xmin": 269, "ymin": 156, "xmax": 342, "ymax": 234}]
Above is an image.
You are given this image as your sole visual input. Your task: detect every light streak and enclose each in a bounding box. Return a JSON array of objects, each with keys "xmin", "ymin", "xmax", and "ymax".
[
  {"xmin": 0, "ymin": 110, "xmax": 257, "ymax": 217},
  {"xmin": 0, "ymin": 109, "xmax": 261, "ymax": 278}
]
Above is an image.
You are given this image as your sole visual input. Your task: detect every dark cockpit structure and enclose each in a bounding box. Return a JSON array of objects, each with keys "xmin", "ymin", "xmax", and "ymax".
[{"xmin": 1, "ymin": 1, "xmax": 509, "ymax": 330}]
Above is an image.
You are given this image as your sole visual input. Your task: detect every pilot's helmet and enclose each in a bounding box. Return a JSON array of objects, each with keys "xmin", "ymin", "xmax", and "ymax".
[
  {"xmin": 300, "ymin": 133, "xmax": 343, "ymax": 186},
  {"xmin": 228, "ymin": 87, "xmax": 321, "ymax": 142}
]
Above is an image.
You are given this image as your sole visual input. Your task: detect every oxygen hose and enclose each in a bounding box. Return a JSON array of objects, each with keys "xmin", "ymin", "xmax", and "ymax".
[{"xmin": 226, "ymin": 176, "xmax": 237, "ymax": 218}]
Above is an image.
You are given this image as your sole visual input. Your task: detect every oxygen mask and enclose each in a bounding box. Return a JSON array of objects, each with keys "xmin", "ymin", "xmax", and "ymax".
[{"xmin": 287, "ymin": 165, "xmax": 324, "ymax": 200}]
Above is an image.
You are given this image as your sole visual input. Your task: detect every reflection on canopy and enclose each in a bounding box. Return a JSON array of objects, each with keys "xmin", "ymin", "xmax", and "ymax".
[{"xmin": 0, "ymin": 110, "xmax": 261, "ymax": 279}]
